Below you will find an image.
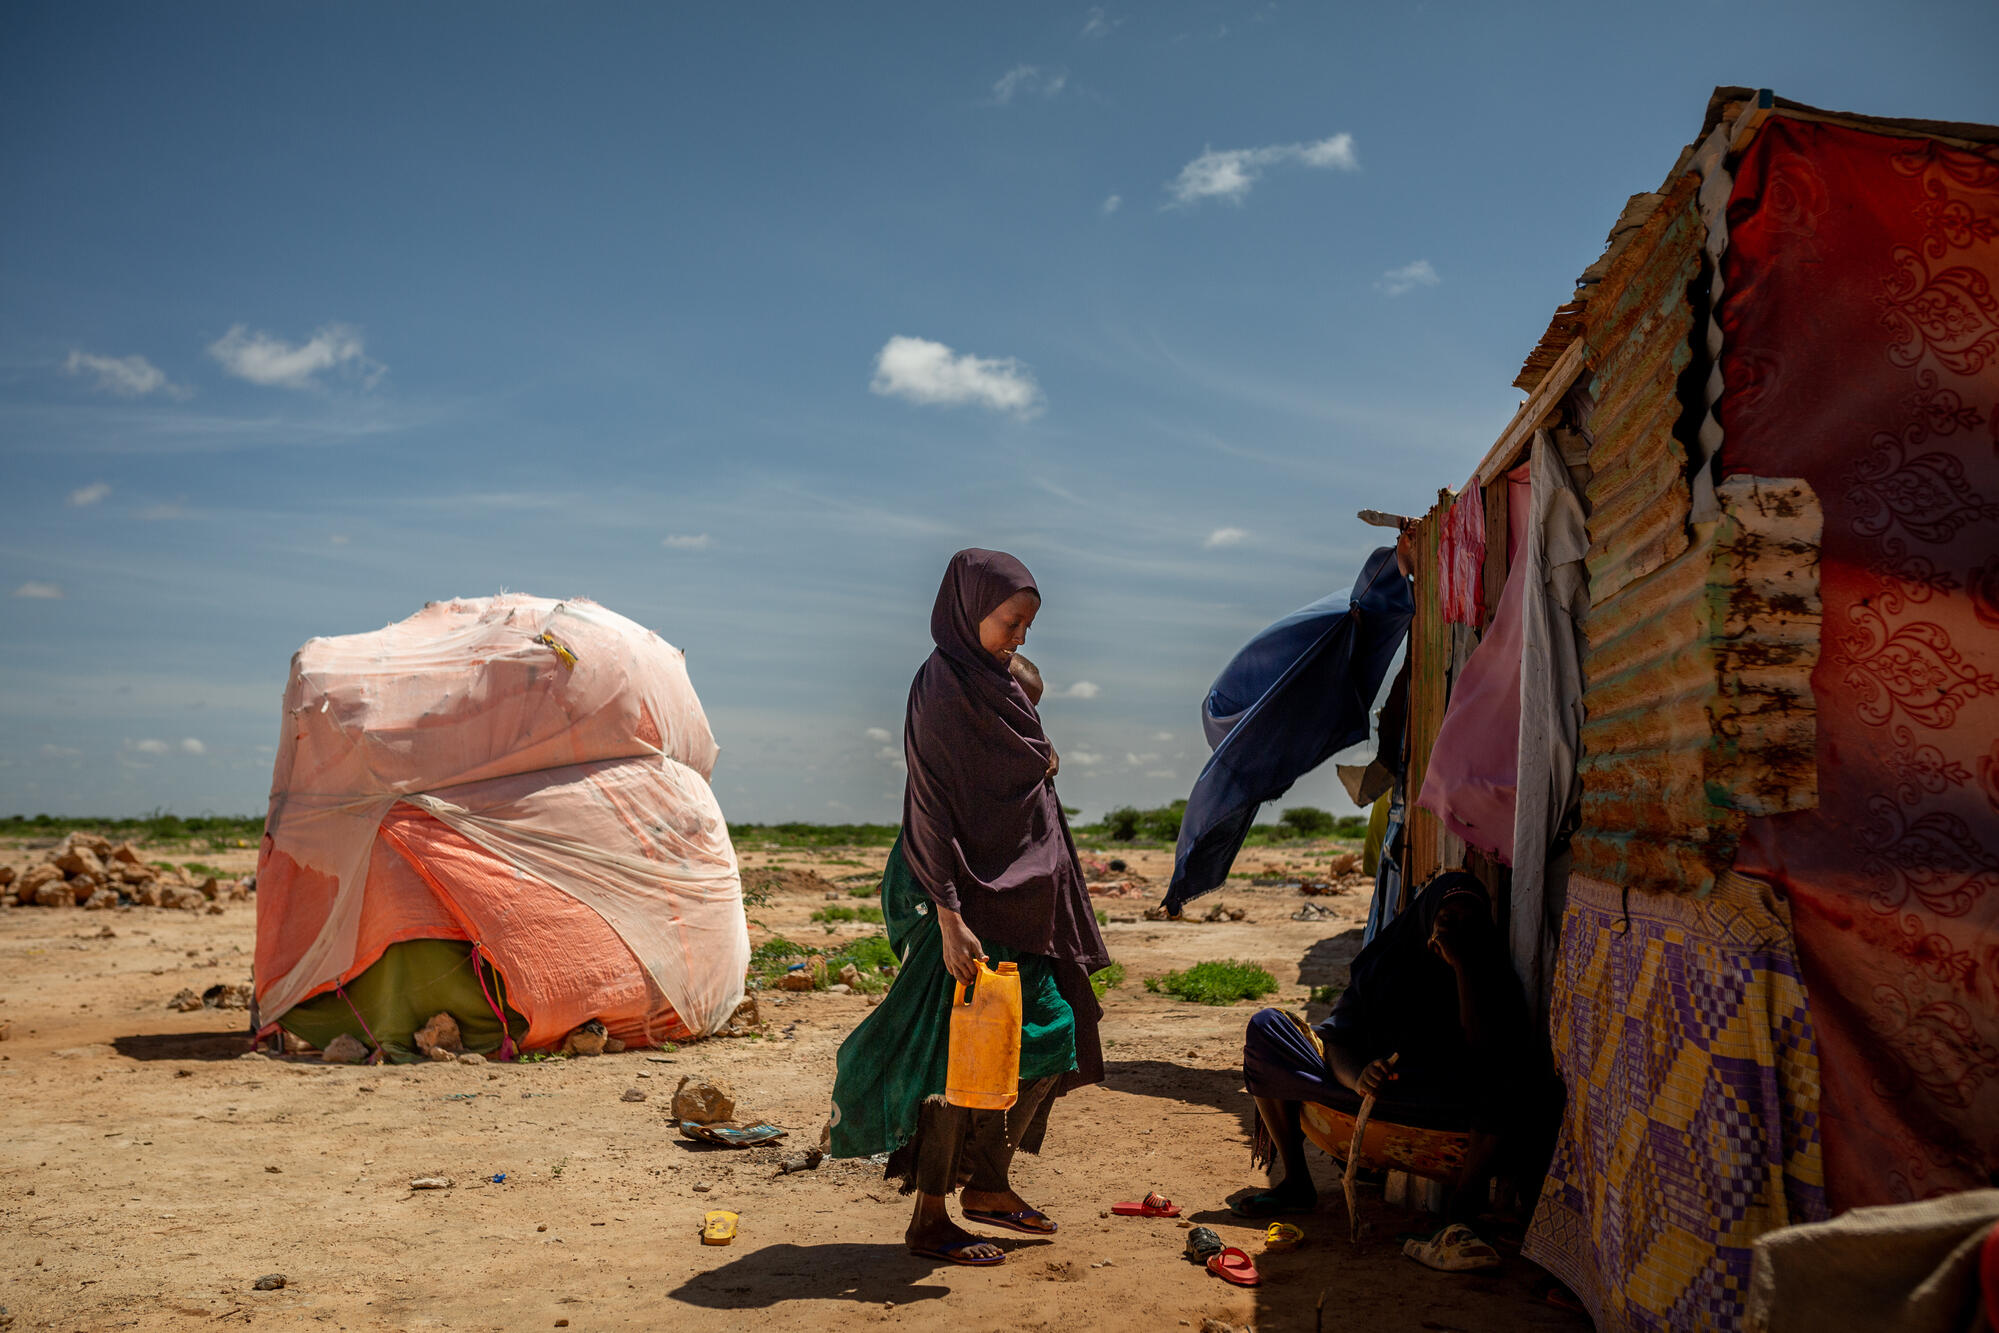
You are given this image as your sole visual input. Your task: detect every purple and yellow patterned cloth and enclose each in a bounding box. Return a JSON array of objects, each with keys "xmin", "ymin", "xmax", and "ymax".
[{"xmin": 1523, "ymin": 871, "xmax": 1828, "ymax": 1332}]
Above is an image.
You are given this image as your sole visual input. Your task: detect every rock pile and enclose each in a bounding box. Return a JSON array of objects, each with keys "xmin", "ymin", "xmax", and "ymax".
[{"xmin": 0, "ymin": 833, "xmax": 250, "ymax": 911}]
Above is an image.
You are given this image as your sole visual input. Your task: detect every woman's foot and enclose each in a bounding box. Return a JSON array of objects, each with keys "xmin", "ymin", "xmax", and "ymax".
[
  {"xmin": 1230, "ymin": 1179, "xmax": 1318, "ymax": 1218},
  {"xmin": 961, "ymin": 1186, "xmax": 1057, "ymax": 1234},
  {"xmin": 906, "ymin": 1215, "xmax": 1005, "ymax": 1264}
]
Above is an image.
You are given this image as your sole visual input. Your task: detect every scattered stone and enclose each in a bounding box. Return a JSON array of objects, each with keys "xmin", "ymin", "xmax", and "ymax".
[
  {"xmin": 202, "ymin": 983, "xmax": 253, "ymax": 1010},
  {"xmin": 168, "ymin": 989, "xmax": 204, "ymax": 1013},
  {"xmin": 692, "ymin": 1182, "xmax": 712, "ymax": 1193},
  {"xmin": 252, "ymin": 1274, "xmax": 286, "ymax": 1291},
  {"xmin": 671, "ymin": 1075, "xmax": 735, "ymax": 1125},
  {"xmin": 428, "ymin": 1046, "xmax": 455, "ymax": 1062},
  {"xmin": 54, "ymin": 846, "xmax": 106, "ymax": 880},
  {"xmin": 827, "ymin": 983, "xmax": 851, "ymax": 994},
  {"xmin": 413, "ymin": 1012, "xmax": 463, "ymax": 1059},
  {"xmin": 620, "ymin": 1087, "xmax": 646, "ymax": 1103},
  {"xmin": 836, "ymin": 963, "xmax": 861, "ymax": 989},
  {"xmin": 777, "ymin": 970, "xmax": 815, "ymax": 992},
  {"xmin": 265, "ymin": 1165, "xmax": 282, "ymax": 1173},
  {"xmin": 603, "ymin": 1037, "xmax": 626, "ymax": 1053},
  {"xmin": 559, "ymin": 1019, "xmax": 608, "ymax": 1057},
  {"xmin": 84, "ymin": 888, "xmax": 119, "ymax": 911},
  {"xmin": 456, "ymin": 1052, "xmax": 484, "ymax": 1066},
  {"xmin": 281, "ymin": 1031, "xmax": 316, "ymax": 1055},
  {"xmin": 110, "ymin": 842, "xmax": 144, "ymax": 866},
  {"xmin": 0, "ymin": 865, "xmax": 13, "ymax": 887},
  {"xmin": 409, "ymin": 1177, "xmax": 453, "ymax": 1190},
  {"xmin": 774, "ymin": 1148, "xmax": 823, "ymax": 1176},
  {"xmin": 1199, "ymin": 1320, "xmax": 1235, "ymax": 1333},
  {"xmin": 321, "ymin": 1033, "xmax": 370, "ymax": 1065}
]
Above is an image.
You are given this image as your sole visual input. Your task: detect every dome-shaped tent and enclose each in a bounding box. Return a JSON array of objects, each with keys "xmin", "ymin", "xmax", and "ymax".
[{"xmin": 253, "ymin": 595, "xmax": 748, "ymax": 1059}]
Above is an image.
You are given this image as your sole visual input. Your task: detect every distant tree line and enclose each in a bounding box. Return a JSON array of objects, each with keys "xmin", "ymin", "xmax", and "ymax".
[{"xmin": 1076, "ymin": 802, "xmax": 1365, "ymax": 846}]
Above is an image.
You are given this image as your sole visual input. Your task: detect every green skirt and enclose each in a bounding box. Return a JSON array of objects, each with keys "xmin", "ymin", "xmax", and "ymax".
[{"xmin": 827, "ymin": 838, "xmax": 1077, "ymax": 1160}]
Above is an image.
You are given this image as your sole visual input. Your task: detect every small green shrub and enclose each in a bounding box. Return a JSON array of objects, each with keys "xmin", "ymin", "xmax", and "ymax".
[
  {"xmin": 1307, "ymin": 984, "xmax": 1343, "ymax": 1006},
  {"xmin": 1145, "ymin": 960, "xmax": 1279, "ymax": 1006},
  {"xmin": 1089, "ymin": 962, "xmax": 1126, "ymax": 999},
  {"xmin": 811, "ymin": 905, "xmax": 884, "ymax": 925},
  {"xmin": 1279, "ymin": 807, "xmax": 1335, "ymax": 838},
  {"xmin": 1103, "ymin": 806, "xmax": 1142, "ymax": 842},
  {"xmin": 1334, "ymin": 815, "xmax": 1367, "ymax": 839},
  {"xmin": 1094, "ymin": 908, "xmax": 1108, "ymax": 926}
]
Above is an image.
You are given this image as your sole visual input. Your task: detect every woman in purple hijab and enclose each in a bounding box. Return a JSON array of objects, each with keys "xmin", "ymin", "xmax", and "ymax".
[{"xmin": 828, "ymin": 548, "xmax": 1109, "ymax": 1267}]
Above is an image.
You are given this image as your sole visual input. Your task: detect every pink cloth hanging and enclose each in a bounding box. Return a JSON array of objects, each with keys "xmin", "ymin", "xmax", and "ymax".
[
  {"xmin": 1438, "ymin": 486, "xmax": 1487, "ymax": 626},
  {"xmin": 1417, "ymin": 466, "xmax": 1532, "ymax": 859}
]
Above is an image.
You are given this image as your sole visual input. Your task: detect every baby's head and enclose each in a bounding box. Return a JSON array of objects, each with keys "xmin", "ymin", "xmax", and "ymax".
[{"xmin": 1008, "ymin": 652, "xmax": 1045, "ymax": 706}]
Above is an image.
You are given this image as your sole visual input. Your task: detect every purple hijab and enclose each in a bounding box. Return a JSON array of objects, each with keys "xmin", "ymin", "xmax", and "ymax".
[{"xmin": 901, "ymin": 549, "xmax": 1109, "ymax": 976}]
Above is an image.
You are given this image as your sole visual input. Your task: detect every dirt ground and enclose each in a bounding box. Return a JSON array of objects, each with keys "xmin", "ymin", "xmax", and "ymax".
[{"xmin": 0, "ymin": 839, "xmax": 1588, "ymax": 1333}]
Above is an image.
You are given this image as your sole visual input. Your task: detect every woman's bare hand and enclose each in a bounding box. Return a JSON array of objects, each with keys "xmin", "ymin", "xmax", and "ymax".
[
  {"xmin": 937, "ymin": 906, "xmax": 986, "ymax": 985},
  {"xmin": 1045, "ymin": 746, "xmax": 1061, "ymax": 781},
  {"xmin": 1356, "ymin": 1056, "xmax": 1401, "ymax": 1098}
]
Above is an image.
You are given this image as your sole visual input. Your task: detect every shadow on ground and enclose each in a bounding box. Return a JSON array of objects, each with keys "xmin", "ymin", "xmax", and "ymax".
[
  {"xmin": 665, "ymin": 1241, "xmax": 993, "ymax": 1308},
  {"xmin": 112, "ymin": 1030, "xmax": 252, "ymax": 1061}
]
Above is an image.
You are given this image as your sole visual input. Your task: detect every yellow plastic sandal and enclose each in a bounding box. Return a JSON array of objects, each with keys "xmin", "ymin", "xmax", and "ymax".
[
  {"xmin": 701, "ymin": 1210, "xmax": 739, "ymax": 1245},
  {"xmin": 1263, "ymin": 1221, "xmax": 1304, "ymax": 1253}
]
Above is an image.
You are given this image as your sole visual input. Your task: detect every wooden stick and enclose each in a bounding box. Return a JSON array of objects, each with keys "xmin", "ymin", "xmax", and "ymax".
[{"xmin": 1343, "ymin": 1052, "xmax": 1399, "ymax": 1242}]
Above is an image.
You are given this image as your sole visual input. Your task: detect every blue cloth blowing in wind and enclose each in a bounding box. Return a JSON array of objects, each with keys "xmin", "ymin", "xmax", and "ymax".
[{"xmin": 1163, "ymin": 546, "xmax": 1413, "ymax": 914}]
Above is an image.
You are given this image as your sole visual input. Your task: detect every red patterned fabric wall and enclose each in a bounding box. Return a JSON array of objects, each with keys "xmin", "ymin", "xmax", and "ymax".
[{"xmin": 1720, "ymin": 116, "xmax": 1999, "ymax": 1208}]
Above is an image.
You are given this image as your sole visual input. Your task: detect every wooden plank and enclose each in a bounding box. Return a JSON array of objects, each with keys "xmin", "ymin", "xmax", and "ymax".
[{"xmin": 1472, "ymin": 337, "xmax": 1587, "ymax": 487}]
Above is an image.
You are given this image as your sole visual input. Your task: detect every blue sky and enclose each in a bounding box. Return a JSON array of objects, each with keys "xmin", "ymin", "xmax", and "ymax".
[{"xmin": 4, "ymin": 1, "xmax": 1996, "ymax": 822}]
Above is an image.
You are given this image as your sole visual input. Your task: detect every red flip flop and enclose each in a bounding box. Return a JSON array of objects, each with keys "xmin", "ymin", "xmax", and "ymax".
[
  {"xmin": 1111, "ymin": 1191, "xmax": 1181, "ymax": 1217},
  {"xmin": 1207, "ymin": 1246, "xmax": 1260, "ymax": 1287}
]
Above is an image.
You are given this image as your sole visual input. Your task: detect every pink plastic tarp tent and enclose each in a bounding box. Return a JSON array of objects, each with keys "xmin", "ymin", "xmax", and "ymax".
[{"xmin": 253, "ymin": 595, "xmax": 748, "ymax": 1051}]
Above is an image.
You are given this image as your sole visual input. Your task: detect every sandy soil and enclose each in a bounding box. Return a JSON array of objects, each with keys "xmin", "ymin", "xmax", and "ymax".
[{"xmin": 0, "ymin": 839, "xmax": 1587, "ymax": 1333}]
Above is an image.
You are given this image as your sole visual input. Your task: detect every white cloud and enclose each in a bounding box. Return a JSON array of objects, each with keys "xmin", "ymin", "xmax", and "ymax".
[
  {"xmin": 1101, "ymin": 194, "xmax": 1123, "ymax": 215},
  {"xmin": 329, "ymin": 534, "xmax": 351, "ymax": 545},
  {"xmin": 1376, "ymin": 259, "xmax": 1441, "ymax": 296},
  {"xmin": 875, "ymin": 745, "xmax": 907, "ymax": 770},
  {"xmin": 131, "ymin": 738, "xmax": 170, "ymax": 755},
  {"xmin": 1145, "ymin": 768, "xmax": 1178, "ymax": 780},
  {"xmin": 662, "ymin": 533, "xmax": 714, "ymax": 550},
  {"xmin": 864, "ymin": 727, "xmax": 894, "ymax": 743},
  {"xmin": 64, "ymin": 349, "xmax": 183, "ymax": 398},
  {"xmin": 870, "ymin": 336, "xmax": 1043, "ymax": 418},
  {"xmin": 1126, "ymin": 752, "xmax": 1160, "ymax": 766},
  {"xmin": 68, "ymin": 482, "xmax": 112, "ymax": 507},
  {"xmin": 180, "ymin": 738, "xmax": 206, "ymax": 755},
  {"xmin": 1053, "ymin": 680, "xmax": 1101, "ymax": 700},
  {"xmin": 39, "ymin": 744, "xmax": 82, "ymax": 759},
  {"xmin": 1153, "ymin": 731, "xmax": 1174, "ymax": 742},
  {"xmin": 992, "ymin": 65, "xmax": 1067, "ymax": 104},
  {"xmin": 12, "ymin": 581, "xmax": 63, "ymax": 600},
  {"xmin": 1081, "ymin": 7, "xmax": 1122, "ymax": 38},
  {"xmin": 1068, "ymin": 751, "xmax": 1105, "ymax": 768},
  {"xmin": 1166, "ymin": 134, "xmax": 1358, "ymax": 206},
  {"xmin": 1204, "ymin": 526, "xmax": 1248, "ymax": 549},
  {"xmin": 137, "ymin": 500, "xmax": 194, "ymax": 520},
  {"xmin": 207, "ymin": 323, "xmax": 381, "ymax": 390}
]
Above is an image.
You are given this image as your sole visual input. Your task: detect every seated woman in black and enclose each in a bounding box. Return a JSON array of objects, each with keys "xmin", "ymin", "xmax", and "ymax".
[{"xmin": 1234, "ymin": 871, "xmax": 1550, "ymax": 1236}]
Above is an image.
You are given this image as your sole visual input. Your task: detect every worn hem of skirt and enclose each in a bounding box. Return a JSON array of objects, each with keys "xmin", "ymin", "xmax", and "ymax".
[{"xmin": 879, "ymin": 1085, "xmax": 1060, "ymax": 1195}]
